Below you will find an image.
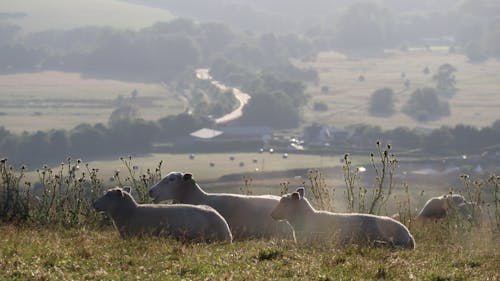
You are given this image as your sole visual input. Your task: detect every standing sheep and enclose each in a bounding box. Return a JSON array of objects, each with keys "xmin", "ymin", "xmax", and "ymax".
[
  {"xmin": 271, "ymin": 187, "xmax": 415, "ymax": 249},
  {"xmin": 93, "ymin": 186, "xmax": 232, "ymax": 243},
  {"xmin": 149, "ymin": 172, "xmax": 294, "ymax": 240}
]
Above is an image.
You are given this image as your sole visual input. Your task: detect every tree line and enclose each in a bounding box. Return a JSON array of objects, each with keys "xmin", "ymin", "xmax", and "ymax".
[
  {"xmin": 2, "ymin": 115, "xmax": 499, "ymax": 169},
  {"xmin": 348, "ymin": 120, "xmax": 500, "ymax": 156}
]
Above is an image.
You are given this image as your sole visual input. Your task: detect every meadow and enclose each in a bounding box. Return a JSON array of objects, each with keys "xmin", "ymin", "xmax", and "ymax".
[
  {"xmin": 1, "ymin": 225, "xmax": 498, "ymax": 280},
  {"xmin": 0, "ymin": 0, "xmax": 174, "ymax": 33},
  {"xmin": 301, "ymin": 48, "xmax": 500, "ymax": 130},
  {"xmin": 0, "ymin": 71, "xmax": 184, "ymax": 133},
  {"xmin": 1, "ymin": 155, "xmax": 499, "ymax": 280}
]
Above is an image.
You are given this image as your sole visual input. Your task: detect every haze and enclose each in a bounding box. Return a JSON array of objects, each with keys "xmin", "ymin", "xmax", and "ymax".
[{"xmin": 0, "ymin": 0, "xmax": 499, "ymax": 175}]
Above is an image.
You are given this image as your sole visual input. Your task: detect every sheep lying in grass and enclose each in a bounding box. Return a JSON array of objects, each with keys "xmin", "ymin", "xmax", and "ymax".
[
  {"xmin": 149, "ymin": 172, "xmax": 294, "ymax": 240},
  {"xmin": 93, "ymin": 186, "xmax": 232, "ymax": 243},
  {"xmin": 416, "ymin": 193, "xmax": 480, "ymax": 223},
  {"xmin": 271, "ymin": 187, "xmax": 415, "ymax": 249}
]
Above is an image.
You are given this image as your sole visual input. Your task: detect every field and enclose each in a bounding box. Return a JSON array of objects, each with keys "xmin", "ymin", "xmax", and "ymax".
[
  {"xmin": 0, "ymin": 0, "xmax": 174, "ymax": 32},
  {"xmin": 39, "ymin": 151, "xmax": 465, "ymax": 215},
  {"xmin": 0, "ymin": 71, "xmax": 184, "ymax": 133},
  {"xmin": 1, "ymin": 223, "xmax": 498, "ymax": 280},
  {"xmin": 300, "ymin": 48, "xmax": 500, "ymax": 130}
]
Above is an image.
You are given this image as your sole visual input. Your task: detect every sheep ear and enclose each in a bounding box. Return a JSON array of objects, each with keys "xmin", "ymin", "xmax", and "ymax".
[
  {"xmin": 183, "ymin": 173, "xmax": 193, "ymax": 181},
  {"xmin": 296, "ymin": 187, "xmax": 305, "ymax": 199},
  {"xmin": 291, "ymin": 192, "xmax": 301, "ymax": 200},
  {"xmin": 122, "ymin": 186, "xmax": 131, "ymax": 193}
]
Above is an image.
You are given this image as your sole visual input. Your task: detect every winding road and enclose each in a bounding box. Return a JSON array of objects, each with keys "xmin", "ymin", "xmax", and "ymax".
[{"xmin": 195, "ymin": 69, "xmax": 251, "ymax": 125}]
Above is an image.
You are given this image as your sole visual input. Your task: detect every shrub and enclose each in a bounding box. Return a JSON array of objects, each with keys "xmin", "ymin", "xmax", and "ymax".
[
  {"xmin": 313, "ymin": 101, "xmax": 329, "ymax": 112},
  {"xmin": 369, "ymin": 87, "xmax": 395, "ymax": 117},
  {"xmin": 402, "ymin": 87, "xmax": 450, "ymax": 122}
]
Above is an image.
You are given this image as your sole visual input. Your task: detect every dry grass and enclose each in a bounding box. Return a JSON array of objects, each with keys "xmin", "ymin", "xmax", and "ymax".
[
  {"xmin": 0, "ymin": 225, "xmax": 498, "ymax": 280},
  {"xmin": 300, "ymin": 48, "xmax": 500, "ymax": 129},
  {"xmin": 0, "ymin": 71, "xmax": 184, "ymax": 132}
]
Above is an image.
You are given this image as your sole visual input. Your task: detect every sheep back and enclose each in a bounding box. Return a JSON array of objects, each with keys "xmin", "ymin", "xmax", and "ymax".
[
  {"xmin": 94, "ymin": 187, "xmax": 232, "ymax": 243},
  {"xmin": 149, "ymin": 172, "xmax": 294, "ymax": 240}
]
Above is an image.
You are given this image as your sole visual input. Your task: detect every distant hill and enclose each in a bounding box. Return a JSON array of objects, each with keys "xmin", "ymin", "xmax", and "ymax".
[{"xmin": 0, "ymin": 0, "xmax": 174, "ymax": 33}]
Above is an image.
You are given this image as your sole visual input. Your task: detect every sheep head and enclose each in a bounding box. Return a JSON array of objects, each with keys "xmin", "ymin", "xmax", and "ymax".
[
  {"xmin": 149, "ymin": 172, "xmax": 195, "ymax": 203},
  {"xmin": 271, "ymin": 187, "xmax": 305, "ymax": 221},
  {"xmin": 93, "ymin": 187, "xmax": 128, "ymax": 212}
]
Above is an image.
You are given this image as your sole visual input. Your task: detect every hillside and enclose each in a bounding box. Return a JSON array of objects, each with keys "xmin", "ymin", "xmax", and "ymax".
[{"xmin": 0, "ymin": 0, "xmax": 174, "ymax": 32}]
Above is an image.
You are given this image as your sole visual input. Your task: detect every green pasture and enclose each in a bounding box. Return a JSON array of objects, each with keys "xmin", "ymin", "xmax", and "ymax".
[
  {"xmin": 0, "ymin": 71, "xmax": 184, "ymax": 132},
  {"xmin": 300, "ymin": 49, "xmax": 500, "ymax": 130},
  {"xmin": 1, "ymin": 224, "xmax": 498, "ymax": 280},
  {"xmin": 0, "ymin": 0, "xmax": 174, "ymax": 33}
]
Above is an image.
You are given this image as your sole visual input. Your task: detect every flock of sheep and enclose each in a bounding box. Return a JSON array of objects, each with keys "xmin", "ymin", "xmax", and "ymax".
[{"xmin": 93, "ymin": 171, "xmax": 481, "ymax": 248}]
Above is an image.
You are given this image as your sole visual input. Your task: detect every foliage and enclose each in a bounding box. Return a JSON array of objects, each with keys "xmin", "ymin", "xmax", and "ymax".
[
  {"xmin": 402, "ymin": 87, "xmax": 450, "ymax": 122},
  {"xmin": 307, "ymin": 169, "xmax": 335, "ymax": 212},
  {"xmin": 0, "ymin": 157, "xmax": 161, "ymax": 226},
  {"xmin": 465, "ymin": 42, "xmax": 488, "ymax": 62},
  {"xmin": 335, "ymin": 2, "xmax": 396, "ymax": 49},
  {"xmin": 313, "ymin": 101, "xmax": 329, "ymax": 112},
  {"xmin": 342, "ymin": 142, "xmax": 397, "ymax": 215},
  {"xmin": 108, "ymin": 104, "xmax": 141, "ymax": 127},
  {"xmin": 433, "ymin": 64, "xmax": 457, "ymax": 97},
  {"xmin": 368, "ymin": 87, "xmax": 395, "ymax": 117},
  {"xmin": 240, "ymin": 92, "xmax": 301, "ymax": 129}
]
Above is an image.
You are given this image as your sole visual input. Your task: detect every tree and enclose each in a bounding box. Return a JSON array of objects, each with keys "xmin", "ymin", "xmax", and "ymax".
[
  {"xmin": 423, "ymin": 127, "xmax": 455, "ymax": 154},
  {"xmin": 402, "ymin": 88, "xmax": 450, "ymax": 122},
  {"xmin": 108, "ymin": 105, "xmax": 140, "ymax": 127},
  {"xmin": 369, "ymin": 87, "xmax": 395, "ymax": 117},
  {"xmin": 240, "ymin": 91, "xmax": 300, "ymax": 129},
  {"xmin": 336, "ymin": 2, "xmax": 395, "ymax": 49},
  {"xmin": 313, "ymin": 101, "xmax": 329, "ymax": 112},
  {"xmin": 465, "ymin": 42, "xmax": 487, "ymax": 62},
  {"xmin": 321, "ymin": 85, "xmax": 329, "ymax": 95},
  {"xmin": 433, "ymin": 64, "xmax": 457, "ymax": 97},
  {"xmin": 158, "ymin": 113, "xmax": 214, "ymax": 141}
]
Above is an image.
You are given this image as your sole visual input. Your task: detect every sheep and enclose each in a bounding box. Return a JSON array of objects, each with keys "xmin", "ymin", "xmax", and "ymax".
[
  {"xmin": 93, "ymin": 186, "xmax": 232, "ymax": 243},
  {"xmin": 149, "ymin": 172, "xmax": 294, "ymax": 241},
  {"xmin": 271, "ymin": 187, "xmax": 415, "ymax": 249},
  {"xmin": 416, "ymin": 193, "xmax": 481, "ymax": 223}
]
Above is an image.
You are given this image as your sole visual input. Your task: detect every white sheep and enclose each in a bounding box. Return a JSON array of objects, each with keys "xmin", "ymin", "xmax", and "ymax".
[
  {"xmin": 149, "ymin": 172, "xmax": 294, "ymax": 240},
  {"xmin": 271, "ymin": 187, "xmax": 415, "ymax": 249},
  {"xmin": 416, "ymin": 193, "xmax": 480, "ymax": 223},
  {"xmin": 93, "ymin": 186, "xmax": 232, "ymax": 243}
]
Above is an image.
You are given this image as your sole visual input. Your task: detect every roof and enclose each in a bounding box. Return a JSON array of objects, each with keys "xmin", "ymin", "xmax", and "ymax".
[{"xmin": 189, "ymin": 128, "xmax": 223, "ymax": 139}]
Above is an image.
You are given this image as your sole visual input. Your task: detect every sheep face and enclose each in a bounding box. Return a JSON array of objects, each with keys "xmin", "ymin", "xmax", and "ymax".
[
  {"xmin": 271, "ymin": 187, "xmax": 305, "ymax": 221},
  {"xmin": 149, "ymin": 172, "xmax": 193, "ymax": 203},
  {"xmin": 93, "ymin": 187, "xmax": 128, "ymax": 212}
]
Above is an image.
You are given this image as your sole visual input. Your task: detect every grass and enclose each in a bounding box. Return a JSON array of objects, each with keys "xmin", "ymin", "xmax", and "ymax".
[
  {"xmin": 0, "ymin": 71, "xmax": 184, "ymax": 132},
  {"xmin": 299, "ymin": 48, "xmax": 500, "ymax": 130},
  {"xmin": 0, "ymin": 225, "xmax": 498, "ymax": 280},
  {"xmin": 0, "ymin": 0, "xmax": 174, "ymax": 33},
  {"xmin": 1, "ymin": 144, "xmax": 498, "ymax": 280}
]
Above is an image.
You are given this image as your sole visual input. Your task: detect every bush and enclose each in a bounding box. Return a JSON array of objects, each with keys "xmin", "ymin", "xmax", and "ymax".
[
  {"xmin": 0, "ymin": 157, "xmax": 162, "ymax": 227},
  {"xmin": 402, "ymin": 88, "xmax": 450, "ymax": 122},
  {"xmin": 313, "ymin": 101, "xmax": 329, "ymax": 112},
  {"xmin": 369, "ymin": 87, "xmax": 395, "ymax": 117}
]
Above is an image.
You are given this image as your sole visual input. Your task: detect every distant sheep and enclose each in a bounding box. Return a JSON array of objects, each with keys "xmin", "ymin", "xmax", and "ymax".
[
  {"xmin": 271, "ymin": 187, "xmax": 415, "ymax": 249},
  {"xmin": 416, "ymin": 193, "xmax": 480, "ymax": 223},
  {"xmin": 149, "ymin": 172, "xmax": 294, "ymax": 240},
  {"xmin": 93, "ymin": 186, "xmax": 232, "ymax": 243}
]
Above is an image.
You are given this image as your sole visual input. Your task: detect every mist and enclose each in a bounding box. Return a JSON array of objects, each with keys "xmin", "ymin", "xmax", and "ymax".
[{"xmin": 0, "ymin": 0, "xmax": 498, "ymax": 185}]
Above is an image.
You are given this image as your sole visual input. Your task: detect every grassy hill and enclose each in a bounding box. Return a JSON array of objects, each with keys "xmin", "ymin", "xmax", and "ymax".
[
  {"xmin": 0, "ymin": 0, "xmax": 174, "ymax": 32},
  {"xmin": 1, "ymin": 224, "xmax": 498, "ymax": 280}
]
